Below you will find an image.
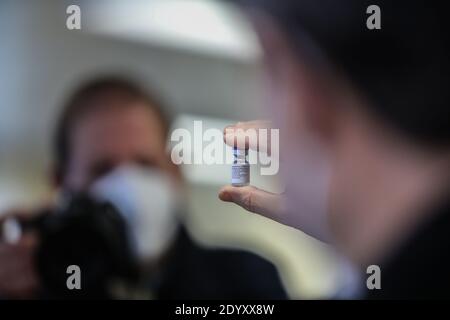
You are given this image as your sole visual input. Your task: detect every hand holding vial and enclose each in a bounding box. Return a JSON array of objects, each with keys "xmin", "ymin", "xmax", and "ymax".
[
  {"xmin": 219, "ymin": 120, "xmax": 331, "ymax": 242},
  {"xmin": 219, "ymin": 120, "xmax": 287, "ymax": 223}
]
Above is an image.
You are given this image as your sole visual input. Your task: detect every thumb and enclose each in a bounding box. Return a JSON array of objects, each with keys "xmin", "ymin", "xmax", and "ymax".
[{"xmin": 218, "ymin": 185, "xmax": 285, "ymax": 222}]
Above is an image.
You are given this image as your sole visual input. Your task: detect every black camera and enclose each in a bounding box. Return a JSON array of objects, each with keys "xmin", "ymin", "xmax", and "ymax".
[{"xmin": 23, "ymin": 194, "xmax": 139, "ymax": 299}]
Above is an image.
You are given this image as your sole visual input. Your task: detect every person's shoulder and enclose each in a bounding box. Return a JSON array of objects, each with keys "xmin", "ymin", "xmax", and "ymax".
[
  {"xmin": 161, "ymin": 226, "xmax": 288, "ymax": 299},
  {"xmin": 177, "ymin": 226, "xmax": 276, "ymax": 271},
  {"xmin": 205, "ymin": 245, "xmax": 277, "ymax": 272}
]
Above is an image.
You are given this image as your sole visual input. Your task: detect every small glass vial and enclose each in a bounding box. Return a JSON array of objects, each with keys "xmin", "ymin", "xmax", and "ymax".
[{"xmin": 232, "ymin": 147, "xmax": 250, "ymax": 187}]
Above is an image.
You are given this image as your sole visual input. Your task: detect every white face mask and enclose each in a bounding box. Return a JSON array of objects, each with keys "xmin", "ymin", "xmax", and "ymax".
[{"xmin": 90, "ymin": 165, "xmax": 178, "ymax": 261}]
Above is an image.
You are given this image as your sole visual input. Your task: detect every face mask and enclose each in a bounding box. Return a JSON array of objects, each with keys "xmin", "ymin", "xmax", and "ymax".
[{"xmin": 90, "ymin": 165, "xmax": 178, "ymax": 261}]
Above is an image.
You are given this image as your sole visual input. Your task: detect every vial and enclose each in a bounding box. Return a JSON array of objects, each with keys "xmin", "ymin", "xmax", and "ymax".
[{"xmin": 232, "ymin": 147, "xmax": 250, "ymax": 187}]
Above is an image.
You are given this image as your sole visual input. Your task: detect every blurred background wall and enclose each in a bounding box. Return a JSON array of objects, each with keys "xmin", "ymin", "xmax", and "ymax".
[{"xmin": 0, "ymin": 0, "xmax": 339, "ymax": 298}]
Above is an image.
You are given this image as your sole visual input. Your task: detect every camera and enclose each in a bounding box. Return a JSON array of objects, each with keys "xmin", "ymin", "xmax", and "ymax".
[{"xmin": 21, "ymin": 194, "xmax": 139, "ymax": 299}]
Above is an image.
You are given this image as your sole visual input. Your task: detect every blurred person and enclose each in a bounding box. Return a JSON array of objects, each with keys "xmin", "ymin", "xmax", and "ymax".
[
  {"xmin": 0, "ymin": 77, "xmax": 287, "ymax": 299},
  {"xmin": 219, "ymin": 0, "xmax": 450, "ymax": 298}
]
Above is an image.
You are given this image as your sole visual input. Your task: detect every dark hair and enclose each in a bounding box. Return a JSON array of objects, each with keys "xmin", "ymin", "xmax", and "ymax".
[
  {"xmin": 54, "ymin": 76, "xmax": 170, "ymax": 178},
  {"xmin": 234, "ymin": 0, "xmax": 450, "ymax": 147}
]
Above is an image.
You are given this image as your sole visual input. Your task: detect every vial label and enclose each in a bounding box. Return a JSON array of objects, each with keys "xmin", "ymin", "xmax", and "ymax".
[
  {"xmin": 232, "ymin": 164, "xmax": 250, "ymax": 186},
  {"xmin": 232, "ymin": 147, "xmax": 250, "ymax": 186}
]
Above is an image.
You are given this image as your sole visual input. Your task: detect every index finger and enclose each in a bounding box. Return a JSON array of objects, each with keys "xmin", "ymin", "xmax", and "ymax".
[{"xmin": 223, "ymin": 120, "xmax": 273, "ymax": 153}]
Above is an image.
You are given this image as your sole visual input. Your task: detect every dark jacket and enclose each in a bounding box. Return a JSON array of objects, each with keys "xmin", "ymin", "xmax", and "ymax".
[
  {"xmin": 156, "ymin": 227, "xmax": 288, "ymax": 299},
  {"xmin": 364, "ymin": 192, "xmax": 450, "ymax": 299}
]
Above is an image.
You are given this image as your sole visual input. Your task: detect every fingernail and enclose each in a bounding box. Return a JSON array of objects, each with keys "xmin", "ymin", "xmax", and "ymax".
[
  {"xmin": 223, "ymin": 133, "xmax": 236, "ymax": 146},
  {"xmin": 219, "ymin": 191, "xmax": 232, "ymax": 202},
  {"xmin": 223, "ymin": 125, "xmax": 235, "ymax": 134}
]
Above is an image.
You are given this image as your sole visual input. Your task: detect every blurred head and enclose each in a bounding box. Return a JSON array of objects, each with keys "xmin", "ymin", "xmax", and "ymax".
[
  {"xmin": 53, "ymin": 76, "xmax": 182, "ymax": 261},
  {"xmin": 238, "ymin": 0, "xmax": 450, "ymax": 265},
  {"xmin": 54, "ymin": 76, "xmax": 179, "ymax": 191}
]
